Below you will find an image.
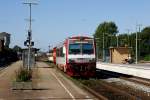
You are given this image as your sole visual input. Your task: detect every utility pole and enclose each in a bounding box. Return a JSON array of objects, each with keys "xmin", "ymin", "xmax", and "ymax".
[
  {"xmin": 138, "ymin": 25, "xmax": 142, "ymax": 62},
  {"xmin": 116, "ymin": 34, "xmax": 119, "ymax": 47},
  {"xmin": 48, "ymin": 45, "xmax": 51, "ymax": 52},
  {"xmin": 126, "ymin": 29, "xmax": 130, "ymax": 47},
  {"xmin": 96, "ymin": 43, "xmax": 99, "ymax": 61},
  {"xmin": 109, "ymin": 34, "xmax": 113, "ymax": 47},
  {"xmin": 23, "ymin": 2, "xmax": 37, "ymax": 70},
  {"xmin": 103, "ymin": 32, "xmax": 105, "ymax": 62},
  {"xmin": 136, "ymin": 24, "xmax": 142, "ymax": 64},
  {"xmin": 95, "ymin": 37, "xmax": 100, "ymax": 61}
]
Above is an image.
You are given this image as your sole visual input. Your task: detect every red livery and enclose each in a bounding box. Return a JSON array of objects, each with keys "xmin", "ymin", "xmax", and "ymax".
[{"xmin": 53, "ymin": 36, "xmax": 96, "ymax": 77}]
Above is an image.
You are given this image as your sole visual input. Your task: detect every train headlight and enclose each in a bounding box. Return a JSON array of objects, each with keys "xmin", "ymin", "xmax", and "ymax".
[
  {"xmin": 89, "ymin": 58, "xmax": 95, "ymax": 62},
  {"xmin": 69, "ymin": 59, "xmax": 75, "ymax": 63}
]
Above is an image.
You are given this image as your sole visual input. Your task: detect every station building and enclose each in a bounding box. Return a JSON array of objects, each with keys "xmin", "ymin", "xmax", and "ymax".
[
  {"xmin": 0, "ymin": 32, "xmax": 11, "ymax": 50},
  {"xmin": 109, "ymin": 47, "xmax": 132, "ymax": 64}
]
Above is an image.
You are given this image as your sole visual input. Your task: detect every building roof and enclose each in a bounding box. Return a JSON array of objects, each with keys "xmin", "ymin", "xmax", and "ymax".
[{"xmin": 109, "ymin": 47, "xmax": 132, "ymax": 49}]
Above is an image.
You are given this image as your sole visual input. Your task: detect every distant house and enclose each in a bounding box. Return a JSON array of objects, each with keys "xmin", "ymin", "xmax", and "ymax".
[
  {"xmin": 0, "ymin": 32, "xmax": 10, "ymax": 48},
  {"xmin": 110, "ymin": 47, "xmax": 132, "ymax": 64}
]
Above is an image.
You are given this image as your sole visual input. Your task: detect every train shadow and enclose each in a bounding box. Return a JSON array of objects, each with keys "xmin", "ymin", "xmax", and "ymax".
[
  {"xmin": 0, "ymin": 59, "xmax": 14, "ymax": 68},
  {"xmin": 95, "ymin": 69, "xmax": 132, "ymax": 79},
  {"xmin": 0, "ymin": 62, "xmax": 14, "ymax": 70},
  {"xmin": 72, "ymin": 69, "xmax": 132, "ymax": 80}
]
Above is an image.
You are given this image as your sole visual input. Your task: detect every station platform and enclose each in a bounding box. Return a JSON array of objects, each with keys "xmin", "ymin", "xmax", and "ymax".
[
  {"xmin": 0, "ymin": 61, "xmax": 97, "ymax": 99},
  {"xmin": 96, "ymin": 62, "xmax": 150, "ymax": 79}
]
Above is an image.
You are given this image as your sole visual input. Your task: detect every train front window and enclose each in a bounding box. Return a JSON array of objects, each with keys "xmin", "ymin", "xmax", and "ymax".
[
  {"xmin": 69, "ymin": 44, "xmax": 81, "ymax": 54},
  {"xmin": 82, "ymin": 44, "xmax": 94, "ymax": 54}
]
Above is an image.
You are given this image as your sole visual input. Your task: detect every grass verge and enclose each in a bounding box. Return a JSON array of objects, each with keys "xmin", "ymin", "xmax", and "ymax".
[{"xmin": 15, "ymin": 67, "xmax": 32, "ymax": 82}]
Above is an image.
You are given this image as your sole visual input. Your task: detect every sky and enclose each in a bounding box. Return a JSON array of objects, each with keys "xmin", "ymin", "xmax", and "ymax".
[{"xmin": 0, "ymin": 0, "xmax": 150, "ymax": 51}]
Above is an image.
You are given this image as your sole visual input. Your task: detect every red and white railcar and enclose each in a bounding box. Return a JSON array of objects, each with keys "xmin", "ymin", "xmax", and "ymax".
[{"xmin": 53, "ymin": 36, "xmax": 96, "ymax": 77}]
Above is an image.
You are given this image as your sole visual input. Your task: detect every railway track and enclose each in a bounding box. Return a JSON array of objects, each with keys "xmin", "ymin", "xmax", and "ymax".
[
  {"xmin": 0, "ymin": 63, "xmax": 15, "ymax": 76},
  {"xmin": 66, "ymin": 70, "xmax": 150, "ymax": 99},
  {"xmin": 66, "ymin": 77, "xmax": 140, "ymax": 100},
  {"xmin": 47, "ymin": 62, "xmax": 150, "ymax": 100},
  {"xmin": 96, "ymin": 69, "xmax": 150, "ymax": 87},
  {"xmin": 79, "ymin": 79, "xmax": 137, "ymax": 100},
  {"xmin": 95, "ymin": 69, "xmax": 150, "ymax": 99},
  {"xmin": 121, "ymin": 76, "xmax": 150, "ymax": 87},
  {"xmin": 0, "ymin": 66, "xmax": 8, "ymax": 72}
]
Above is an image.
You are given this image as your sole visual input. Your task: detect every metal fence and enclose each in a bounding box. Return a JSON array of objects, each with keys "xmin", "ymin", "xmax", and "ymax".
[{"xmin": 22, "ymin": 49, "xmax": 35, "ymax": 68}]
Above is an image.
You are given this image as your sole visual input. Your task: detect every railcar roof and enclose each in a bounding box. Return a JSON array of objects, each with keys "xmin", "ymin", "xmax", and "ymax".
[
  {"xmin": 69, "ymin": 36, "xmax": 93, "ymax": 39},
  {"xmin": 54, "ymin": 36, "xmax": 94, "ymax": 48}
]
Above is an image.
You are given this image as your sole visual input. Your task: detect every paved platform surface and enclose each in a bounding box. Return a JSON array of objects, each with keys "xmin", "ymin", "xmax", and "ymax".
[
  {"xmin": 97, "ymin": 62, "xmax": 150, "ymax": 79},
  {"xmin": 0, "ymin": 61, "xmax": 98, "ymax": 100}
]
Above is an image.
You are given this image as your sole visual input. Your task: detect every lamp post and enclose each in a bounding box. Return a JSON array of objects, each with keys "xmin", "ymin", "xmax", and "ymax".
[
  {"xmin": 103, "ymin": 32, "xmax": 105, "ymax": 62},
  {"xmin": 126, "ymin": 29, "xmax": 131, "ymax": 47},
  {"xmin": 48, "ymin": 45, "xmax": 51, "ymax": 52},
  {"xmin": 116, "ymin": 34, "xmax": 119, "ymax": 47},
  {"xmin": 136, "ymin": 27, "xmax": 138, "ymax": 64},
  {"xmin": 136, "ymin": 24, "xmax": 142, "ymax": 64},
  {"xmin": 94, "ymin": 37, "xmax": 100, "ymax": 61},
  {"xmin": 23, "ymin": 2, "xmax": 37, "ymax": 70}
]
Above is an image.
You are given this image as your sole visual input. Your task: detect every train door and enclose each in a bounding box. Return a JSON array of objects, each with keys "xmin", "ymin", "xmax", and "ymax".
[
  {"xmin": 53, "ymin": 47, "xmax": 56, "ymax": 64},
  {"xmin": 63, "ymin": 45, "xmax": 67, "ymax": 72}
]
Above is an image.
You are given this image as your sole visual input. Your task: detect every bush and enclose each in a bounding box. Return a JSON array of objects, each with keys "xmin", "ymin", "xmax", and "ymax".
[
  {"xmin": 16, "ymin": 67, "xmax": 32, "ymax": 82},
  {"xmin": 144, "ymin": 55, "xmax": 150, "ymax": 61}
]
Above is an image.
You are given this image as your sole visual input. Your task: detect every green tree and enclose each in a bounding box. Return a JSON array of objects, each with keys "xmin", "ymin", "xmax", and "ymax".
[
  {"xmin": 118, "ymin": 26, "xmax": 150, "ymax": 61},
  {"xmin": 13, "ymin": 45, "xmax": 22, "ymax": 52},
  {"xmin": 95, "ymin": 21, "xmax": 118, "ymax": 35},
  {"xmin": 94, "ymin": 21, "xmax": 118, "ymax": 59},
  {"xmin": 140, "ymin": 27, "xmax": 150, "ymax": 60}
]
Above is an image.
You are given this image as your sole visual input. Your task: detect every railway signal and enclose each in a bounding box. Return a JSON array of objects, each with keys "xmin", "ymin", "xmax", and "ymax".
[{"xmin": 23, "ymin": 1, "xmax": 37, "ymax": 70}]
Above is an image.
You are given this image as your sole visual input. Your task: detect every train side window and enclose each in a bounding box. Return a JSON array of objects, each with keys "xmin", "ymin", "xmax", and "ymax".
[
  {"xmin": 56, "ymin": 49, "xmax": 60, "ymax": 56},
  {"xmin": 63, "ymin": 46, "xmax": 66, "ymax": 54},
  {"xmin": 60, "ymin": 47, "xmax": 64, "ymax": 57}
]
